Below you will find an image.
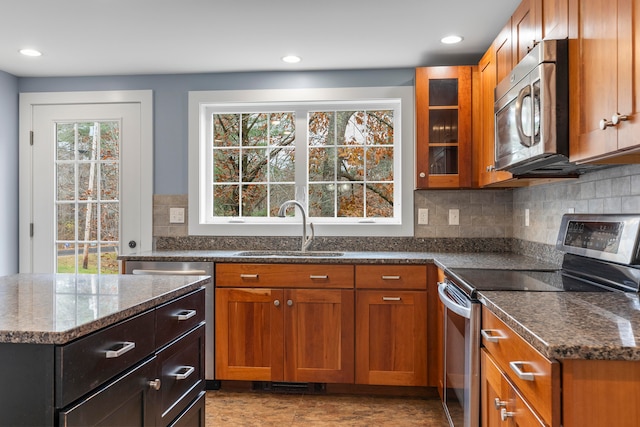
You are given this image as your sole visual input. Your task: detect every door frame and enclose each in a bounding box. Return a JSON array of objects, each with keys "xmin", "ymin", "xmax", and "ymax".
[{"xmin": 19, "ymin": 90, "xmax": 153, "ymax": 273}]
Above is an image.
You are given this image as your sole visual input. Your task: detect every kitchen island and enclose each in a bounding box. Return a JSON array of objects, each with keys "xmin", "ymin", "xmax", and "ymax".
[{"xmin": 0, "ymin": 273, "xmax": 210, "ymax": 427}]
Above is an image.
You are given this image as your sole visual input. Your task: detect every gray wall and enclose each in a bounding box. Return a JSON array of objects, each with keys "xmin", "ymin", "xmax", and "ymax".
[
  {"xmin": 0, "ymin": 70, "xmax": 18, "ymax": 274},
  {"xmin": 18, "ymin": 69, "xmax": 414, "ymax": 195}
]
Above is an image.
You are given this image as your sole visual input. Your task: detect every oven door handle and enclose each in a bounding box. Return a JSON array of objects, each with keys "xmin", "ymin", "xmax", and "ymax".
[{"xmin": 438, "ymin": 282, "xmax": 471, "ymax": 319}]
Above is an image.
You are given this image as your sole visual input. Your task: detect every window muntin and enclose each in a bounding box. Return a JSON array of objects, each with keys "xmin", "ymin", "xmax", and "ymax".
[{"xmin": 203, "ymin": 101, "xmax": 399, "ymax": 224}]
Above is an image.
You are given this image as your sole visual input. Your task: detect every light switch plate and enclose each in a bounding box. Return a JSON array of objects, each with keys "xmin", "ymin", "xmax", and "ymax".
[
  {"xmin": 449, "ymin": 209, "xmax": 459, "ymax": 226},
  {"xmin": 169, "ymin": 207, "xmax": 185, "ymax": 224},
  {"xmin": 418, "ymin": 208, "xmax": 429, "ymax": 224}
]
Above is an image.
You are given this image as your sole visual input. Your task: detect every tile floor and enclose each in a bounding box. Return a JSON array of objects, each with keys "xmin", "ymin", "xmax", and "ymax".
[{"xmin": 205, "ymin": 390, "xmax": 450, "ymax": 426}]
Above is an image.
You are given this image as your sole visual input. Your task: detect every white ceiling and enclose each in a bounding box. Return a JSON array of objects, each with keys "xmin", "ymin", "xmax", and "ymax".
[{"xmin": 0, "ymin": 0, "xmax": 520, "ymax": 78}]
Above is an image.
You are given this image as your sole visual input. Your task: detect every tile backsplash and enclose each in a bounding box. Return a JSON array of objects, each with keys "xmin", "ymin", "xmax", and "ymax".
[{"xmin": 153, "ymin": 164, "xmax": 640, "ymax": 252}]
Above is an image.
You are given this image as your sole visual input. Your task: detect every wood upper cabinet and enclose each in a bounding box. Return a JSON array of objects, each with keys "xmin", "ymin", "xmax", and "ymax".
[
  {"xmin": 539, "ymin": 0, "xmax": 568, "ymax": 40},
  {"xmin": 215, "ymin": 263, "xmax": 355, "ymax": 383},
  {"xmin": 477, "ymin": 46, "xmax": 514, "ymax": 187},
  {"xmin": 355, "ymin": 265, "xmax": 427, "ymax": 386},
  {"xmin": 416, "ymin": 66, "xmax": 473, "ymax": 188},
  {"xmin": 512, "ymin": 0, "xmax": 540, "ymax": 64},
  {"xmin": 569, "ymin": 0, "xmax": 640, "ymax": 163}
]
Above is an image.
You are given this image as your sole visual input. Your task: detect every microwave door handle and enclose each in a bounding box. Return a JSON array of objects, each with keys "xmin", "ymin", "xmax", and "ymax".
[
  {"xmin": 516, "ymin": 85, "xmax": 533, "ymax": 147},
  {"xmin": 533, "ymin": 83, "xmax": 541, "ymax": 143}
]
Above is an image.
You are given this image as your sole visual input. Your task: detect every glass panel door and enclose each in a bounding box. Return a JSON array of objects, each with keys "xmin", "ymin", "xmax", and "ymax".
[{"xmin": 55, "ymin": 121, "xmax": 120, "ymax": 274}]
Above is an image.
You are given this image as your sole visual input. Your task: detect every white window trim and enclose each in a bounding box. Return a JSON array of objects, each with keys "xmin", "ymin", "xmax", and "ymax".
[{"xmin": 188, "ymin": 86, "xmax": 414, "ymax": 237}]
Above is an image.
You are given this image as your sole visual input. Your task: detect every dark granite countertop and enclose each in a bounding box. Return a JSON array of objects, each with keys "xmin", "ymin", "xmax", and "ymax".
[
  {"xmin": 119, "ymin": 250, "xmax": 559, "ymax": 270},
  {"xmin": 119, "ymin": 249, "xmax": 640, "ymax": 361},
  {"xmin": 479, "ymin": 291, "xmax": 640, "ymax": 361},
  {"xmin": 0, "ymin": 273, "xmax": 210, "ymax": 345}
]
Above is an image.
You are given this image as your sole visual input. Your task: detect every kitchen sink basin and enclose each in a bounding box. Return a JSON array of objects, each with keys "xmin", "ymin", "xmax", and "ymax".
[{"xmin": 234, "ymin": 250, "xmax": 345, "ymax": 257}]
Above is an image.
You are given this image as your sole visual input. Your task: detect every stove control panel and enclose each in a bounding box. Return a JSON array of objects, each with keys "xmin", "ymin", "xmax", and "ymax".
[{"xmin": 557, "ymin": 214, "xmax": 640, "ymax": 265}]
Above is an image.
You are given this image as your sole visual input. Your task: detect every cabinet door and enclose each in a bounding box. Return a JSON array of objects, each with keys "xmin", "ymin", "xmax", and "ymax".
[
  {"xmin": 59, "ymin": 357, "xmax": 157, "ymax": 427},
  {"xmin": 215, "ymin": 288, "xmax": 284, "ymax": 381},
  {"xmin": 570, "ymin": 0, "xmax": 639, "ymax": 162},
  {"xmin": 355, "ymin": 290, "xmax": 427, "ymax": 386},
  {"xmin": 495, "ymin": 21, "xmax": 514, "ymax": 84},
  {"xmin": 512, "ymin": 0, "xmax": 541, "ymax": 64},
  {"xmin": 416, "ymin": 66, "xmax": 473, "ymax": 188},
  {"xmin": 284, "ymin": 289, "xmax": 354, "ymax": 383},
  {"xmin": 540, "ymin": 0, "xmax": 568, "ymax": 40},
  {"xmin": 478, "ymin": 47, "xmax": 513, "ymax": 187},
  {"xmin": 481, "ymin": 350, "xmax": 506, "ymax": 427}
]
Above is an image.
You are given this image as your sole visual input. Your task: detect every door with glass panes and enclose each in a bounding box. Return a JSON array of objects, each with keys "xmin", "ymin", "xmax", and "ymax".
[{"xmin": 20, "ymin": 95, "xmax": 152, "ymax": 274}]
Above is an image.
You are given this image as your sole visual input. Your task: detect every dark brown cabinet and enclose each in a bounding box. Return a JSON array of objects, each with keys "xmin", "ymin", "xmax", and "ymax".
[{"xmin": 1, "ymin": 287, "xmax": 206, "ymax": 427}]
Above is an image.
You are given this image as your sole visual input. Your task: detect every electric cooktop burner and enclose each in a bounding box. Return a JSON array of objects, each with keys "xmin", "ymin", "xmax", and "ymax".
[{"xmin": 448, "ymin": 268, "xmax": 609, "ymax": 295}]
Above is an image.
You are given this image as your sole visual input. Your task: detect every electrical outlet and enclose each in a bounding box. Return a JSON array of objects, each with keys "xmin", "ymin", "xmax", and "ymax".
[
  {"xmin": 525, "ymin": 209, "xmax": 530, "ymax": 227},
  {"xmin": 449, "ymin": 209, "xmax": 459, "ymax": 226},
  {"xmin": 418, "ymin": 208, "xmax": 429, "ymax": 224},
  {"xmin": 169, "ymin": 207, "xmax": 185, "ymax": 224}
]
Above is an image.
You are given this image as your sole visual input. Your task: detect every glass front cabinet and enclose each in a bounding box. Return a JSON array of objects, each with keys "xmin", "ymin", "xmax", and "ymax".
[{"xmin": 415, "ymin": 66, "xmax": 473, "ymax": 188}]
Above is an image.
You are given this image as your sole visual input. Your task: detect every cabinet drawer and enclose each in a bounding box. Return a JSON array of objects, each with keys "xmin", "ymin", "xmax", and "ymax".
[
  {"xmin": 59, "ymin": 356, "xmax": 156, "ymax": 427},
  {"xmin": 481, "ymin": 306, "xmax": 560, "ymax": 426},
  {"xmin": 56, "ymin": 309, "xmax": 156, "ymax": 408},
  {"xmin": 216, "ymin": 263, "xmax": 354, "ymax": 288},
  {"xmin": 156, "ymin": 288, "xmax": 205, "ymax": 349},
  {"xmin": 156, "ymin": 323, "xmax": 205, "ymax": 425},
  {"xmin": 168, "ymin": 391, "xmax": 206, "ymax": 427},
  {"xmin": 355, "ymin": 265, "xmax": 427, "ymax": 289}
]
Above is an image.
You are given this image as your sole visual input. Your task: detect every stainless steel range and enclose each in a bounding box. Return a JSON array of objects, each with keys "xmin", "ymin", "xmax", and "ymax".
[{"xmin": 438, "ymin": 214, "xmax": 640, "ymax": 427}]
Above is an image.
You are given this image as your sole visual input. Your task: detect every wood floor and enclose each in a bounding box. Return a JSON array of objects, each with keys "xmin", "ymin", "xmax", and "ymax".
[{"xmin": 205, "ymin": 389, "xmax": 450, "ymax": 426}]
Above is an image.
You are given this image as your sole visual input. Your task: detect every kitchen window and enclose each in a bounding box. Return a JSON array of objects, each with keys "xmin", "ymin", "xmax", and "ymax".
[{"xmin": 188, "ymin": 87, "xmax": 414, "ymax": 237}]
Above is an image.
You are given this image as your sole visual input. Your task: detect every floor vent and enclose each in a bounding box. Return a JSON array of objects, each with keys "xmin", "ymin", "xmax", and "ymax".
[{"xmin": 252, "ymin": 381, "xmax": 326, "ymax": 394}]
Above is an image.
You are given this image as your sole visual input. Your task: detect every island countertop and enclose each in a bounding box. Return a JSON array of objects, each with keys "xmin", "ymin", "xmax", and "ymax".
[{"xmin": 0, "ymin": 273, "xmax": 210, "ymax": 345}]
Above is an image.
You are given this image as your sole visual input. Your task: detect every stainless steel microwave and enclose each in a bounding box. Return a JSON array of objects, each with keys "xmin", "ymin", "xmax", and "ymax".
[{"xmin": 494, "ymin": 39, "xmax": 570, "ymax": 176}]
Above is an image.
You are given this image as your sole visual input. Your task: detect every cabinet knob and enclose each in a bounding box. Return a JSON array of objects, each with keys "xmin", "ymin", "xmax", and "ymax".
[
  {"xmin": 612, "ymin": 113, "xmax": 630, "ymax": 125},
  {"xmin": 419, "ymin": 172, "xmax": 426, "ymax": 178},
  {"xmin": 501, "ymin": 408, "xmax": 515, "ymax": 421},
  {"xmin": 287, "ymin": 299, "xmax": 293, "ymax": 307},
  {"xmin": 599, "ymin": 118, "xmax": 614, "ymax": 130},
  {"xmin": 494, "ymin": 398, "xmax": 507, "ymax": 410},
  {"xmin": 486, "ymin": 165, "xmax": 495, "ymax": 172},
  {"xmin": 148, "ymin": 379, "xmax": 161, "ymax": 391},
  {"xmin": 274, "ymin": 299, "xmax": 280, "ymax": 307}
]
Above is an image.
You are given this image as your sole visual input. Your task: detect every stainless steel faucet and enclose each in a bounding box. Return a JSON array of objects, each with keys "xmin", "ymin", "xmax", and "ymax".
[{"xmin": 278, "ymin": 200, "xmax": 314, "ymax": 252}]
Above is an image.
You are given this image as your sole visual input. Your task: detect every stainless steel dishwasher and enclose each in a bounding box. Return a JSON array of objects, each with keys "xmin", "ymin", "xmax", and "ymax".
[{"xmin": 124, "ymin": 260, "xmax": 218, "ymax": 389}]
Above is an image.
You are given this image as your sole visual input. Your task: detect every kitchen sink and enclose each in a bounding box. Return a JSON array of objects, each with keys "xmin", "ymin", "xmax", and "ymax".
[{"xmin": 233, "ymin": 250, "xmax": 345, "ymax": 257}]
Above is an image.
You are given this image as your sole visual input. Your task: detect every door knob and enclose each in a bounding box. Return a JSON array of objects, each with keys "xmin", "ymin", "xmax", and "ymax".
[{"xmin": 128, "ymin": 240, "xmax": 137, "ymax": 248}]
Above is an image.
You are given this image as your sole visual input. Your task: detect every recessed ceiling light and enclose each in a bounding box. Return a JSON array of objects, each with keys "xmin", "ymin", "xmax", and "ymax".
[
  {"xmin": 441, "ymin": 35, "xmax": 463, "ymax": 45},
  {"xmin": 19, "ymin": 48, "xmax": 42, "ymax": 57},
  {"xmin": 282, "ymin": 55, "xmax": 301, "ymax": 64}
]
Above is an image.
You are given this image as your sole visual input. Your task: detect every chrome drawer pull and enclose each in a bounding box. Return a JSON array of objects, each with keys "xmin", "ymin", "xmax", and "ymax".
[
  {"xmin": 174, "ymin": 366, "xmax": 195, "ymax": 381},
  {"xmin": 382, "ymin": 275, "xmax": 401, "ymax": 280},
  {"xmin": 309, "ymin": 275, "xmax": 329, "ymax": 280},
  {"xmin": 481, "ymin": 329, "xmax": 506, "ymax": 343},
  {"xmin": 509, "ymin": 361, "xmax": 536, "ymax": 381},
  {"xmin": 148, "ymin": 379, "xmax": 161, "ymax": 390},
  {"xmin": 240, "ymin": 274, "xmax": 259, "ymax": 279},
  {"xmin": 176, "ymin": 310, "xmax": 196, "ymax": 321},
  {"xmin": 382, "ymin": 297, "xmax": 402, "ymax": 301},
  {"xmin": 501, "ymin": 408, "xmax": 515, "ymax": 421},
  {"xmin": 106, "ymin": 341, "xmax": 136, "ymax": 359}
]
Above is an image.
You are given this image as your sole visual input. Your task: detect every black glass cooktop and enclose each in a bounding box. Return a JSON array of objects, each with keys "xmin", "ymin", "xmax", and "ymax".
[{"xmin": 446, "ymin": 268, "xmax": 609, "ymax": 298}]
